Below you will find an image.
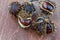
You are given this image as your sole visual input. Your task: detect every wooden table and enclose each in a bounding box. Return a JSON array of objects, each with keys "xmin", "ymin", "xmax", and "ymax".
[{"xmin": 0, "ymin": 0, "xmax": 60, "ymax": 40}]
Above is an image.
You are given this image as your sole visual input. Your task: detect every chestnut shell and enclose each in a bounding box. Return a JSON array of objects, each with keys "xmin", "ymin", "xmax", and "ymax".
[
  {"xmin": 9, "ymin": 2, "xmax": 22, "ymax": 17},
  {"xmin": 22, "ymin": 2, "xmax": 35, "ymax": 14}
]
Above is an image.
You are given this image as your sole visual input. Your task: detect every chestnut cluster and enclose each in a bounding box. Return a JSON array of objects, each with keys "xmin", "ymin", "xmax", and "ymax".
[{"xmin": 9, "ymin": 0, "xmax": 56, "ymax": 35}]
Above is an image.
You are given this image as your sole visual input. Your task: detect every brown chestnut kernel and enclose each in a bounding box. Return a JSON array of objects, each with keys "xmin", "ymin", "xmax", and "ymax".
[
  {"xmin": 42, "ymin": 2, "xmax": 53, "ymax": 11},
  {"xmin": 46, "ymin": 23, "xmax": 52, "ymax": 34},
  {"xmin": 20, "ymin": 18, "xmax": 31, "ymax": 26}
]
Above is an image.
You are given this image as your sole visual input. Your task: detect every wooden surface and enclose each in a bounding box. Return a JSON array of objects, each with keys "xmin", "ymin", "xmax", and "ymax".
[{"xmin": 0, "ymin": 0, "xmax": 60, "ymax": 40}]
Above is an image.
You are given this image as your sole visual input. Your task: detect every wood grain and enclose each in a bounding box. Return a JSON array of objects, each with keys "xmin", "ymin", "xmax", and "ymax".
[{"xmin": 0, "ymin": 0, "xmax": 60, "ymax": 40}]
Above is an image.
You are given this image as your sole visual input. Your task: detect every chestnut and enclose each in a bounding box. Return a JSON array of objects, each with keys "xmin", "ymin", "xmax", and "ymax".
[
  {"xmin": 46, "ymin": 23, "xmax": 52, "ymax": 34},
  {"xmin": 22, "ymin": 2, "xmax": 35, "ymax": 14},
  {"xmin": 18, "ymin": 16, "xmax": 31, "ymax": 28},
  {"xmin": 39, "ymin": 1, "xmax": 56, "ymax": 15},
  {"xmin": 20, "ymin": 18, "xmax": 31, "ymax": 26},
  {"xmin": 9, "ymin": 2, "xmax": 22, "ymax": 17},
  {"xmin": 42, "ymin": 2, "xmax": 53, "ymax": 11}
]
